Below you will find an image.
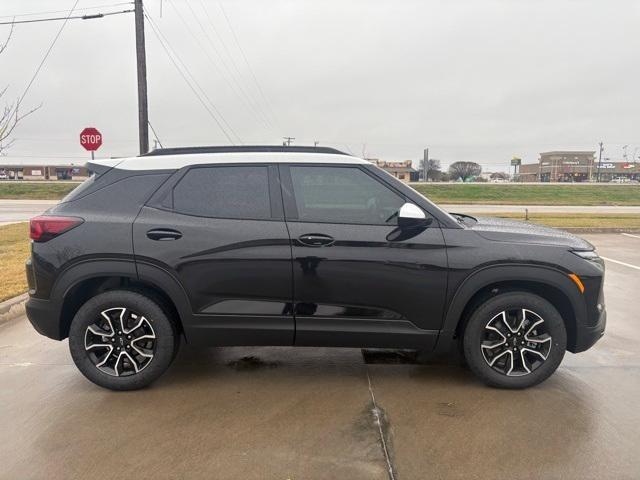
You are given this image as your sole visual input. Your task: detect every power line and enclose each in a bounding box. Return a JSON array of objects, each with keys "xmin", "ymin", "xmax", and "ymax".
[
  {"xmin": 148, "ymin": 121, "xmax": 163, "ymax": 148},
  {"xmin": 18, "ymin": 0, "xmax": 80, "ymax": 106},
  {"xmin": 0, "ymin": 2, "xmax": 133, "ymax": 20},
  {"xmin": 218, "ymin": 2, "xmax": 279, "ymax": 128},
  {"xmin": 165, "ymin": 0, "xmax": 270, "ymax": 133},
  {"xmin": 145, "ymin": 11, "xmax": 241, "ymax": 144},
  {"xmin": 193, "ymin": 0, "xmax": 274, "ymax": 131},
  {"xmin": 0, "ymin": 9, "xmax": 133, "ymax": 26},
  {"xmin": 144, "ymin": 12, "xmax": 239, "ymax": 144}
]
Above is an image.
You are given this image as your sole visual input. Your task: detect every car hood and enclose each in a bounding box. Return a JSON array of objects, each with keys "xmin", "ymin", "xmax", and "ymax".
[{"xmin": 464, "ymin": 215, "xmax": 594, "ymax": 250}]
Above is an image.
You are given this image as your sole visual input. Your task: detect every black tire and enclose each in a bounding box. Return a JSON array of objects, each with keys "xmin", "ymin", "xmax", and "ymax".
[
  {"xmin": 68, "ymin": 290, "xmax": 179, "ymax": 391},
  {"xmin": 462, "ymin": 292, "xmax": 567, "ymax": 389}
]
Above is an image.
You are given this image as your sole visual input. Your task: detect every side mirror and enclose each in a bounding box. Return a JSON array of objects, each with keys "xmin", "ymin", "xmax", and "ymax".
[{"xmin": 398, "ymin": 202, "xmax": 430, "ymax": 228}]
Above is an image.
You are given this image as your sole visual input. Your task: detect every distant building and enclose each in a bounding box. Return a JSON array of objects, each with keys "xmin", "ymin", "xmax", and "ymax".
[
  {"xmin": 369, "ymin": 159, "xmax": 418, "ymax": 183},
  {"xmin": 0, "ymin": 164, "xmax": 90, "ymax": 181},
  {"xmin": 518, "ymin": 151, "xmax": 639, "ymax": 182}
]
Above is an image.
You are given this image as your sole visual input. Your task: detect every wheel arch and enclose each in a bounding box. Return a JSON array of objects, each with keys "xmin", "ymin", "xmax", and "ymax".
[
  {"xmin": 53, "ymin": 260, "xmax": 191, "ymax": 340},
  {"xmin": 438, "ymin": 264, "xmax": 585, "ymax": 353}
]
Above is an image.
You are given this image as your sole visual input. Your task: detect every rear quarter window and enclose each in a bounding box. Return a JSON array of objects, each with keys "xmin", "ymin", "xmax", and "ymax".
[
  {"xmin": 172, "ymin": 165, "xmax": 271, "ymax": 219},
  {"xmin": 60, "ymin": 173, "xmax": 97, "ymax": 203}
]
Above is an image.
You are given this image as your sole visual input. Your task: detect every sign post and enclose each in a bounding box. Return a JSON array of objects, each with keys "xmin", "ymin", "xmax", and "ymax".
[{"xmin": 79, "ymin": 127, "xmax": 103, "ymax": 160}]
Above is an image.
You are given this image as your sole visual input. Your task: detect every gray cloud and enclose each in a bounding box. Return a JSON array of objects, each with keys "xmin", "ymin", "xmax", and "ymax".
[{"xmin": 1, "ymin": 0, "xmax": 638, "ymax": 170}]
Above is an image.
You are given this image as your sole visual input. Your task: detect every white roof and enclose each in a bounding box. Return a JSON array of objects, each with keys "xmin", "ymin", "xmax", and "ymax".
[{"xmin": 91, "ymin": 151, "xmax": 368, "ymax": 171}]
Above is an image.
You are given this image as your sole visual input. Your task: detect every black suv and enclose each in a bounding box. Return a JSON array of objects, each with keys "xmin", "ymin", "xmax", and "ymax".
[{"xmin": 25, "ymin": 146, "xmax": 606, "ymax": 390}]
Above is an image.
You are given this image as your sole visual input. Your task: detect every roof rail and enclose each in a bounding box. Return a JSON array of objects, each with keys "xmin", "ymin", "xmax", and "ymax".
[{"xmin": 142, "ymin": 145, "xmax": 349, "ymax": 157}]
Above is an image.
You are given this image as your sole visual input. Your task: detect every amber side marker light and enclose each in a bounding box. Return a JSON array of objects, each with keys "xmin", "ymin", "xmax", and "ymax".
[{"xmin": 568, "ymin": 273, "xmax": 585, "ymax": 294}]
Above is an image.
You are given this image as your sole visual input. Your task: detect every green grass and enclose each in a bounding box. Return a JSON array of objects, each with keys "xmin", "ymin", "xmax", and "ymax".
[
  {"xmin": 0, "ymin": 182, "xmax": 79, "ymax": 200},
  {"xmin": 477, "ymin": 213, "xmax": 640, "ymax": 229},
  {"xmin": 411, "ymin": 184, "xmax": 640, "ymax": 205},
  {"xmin": 2, "ymin": 180, "xmax": 640, "ymax": 206},
  {"xmin": 0, "ymin": 222, "xmax": 30, "ymax": 302}
]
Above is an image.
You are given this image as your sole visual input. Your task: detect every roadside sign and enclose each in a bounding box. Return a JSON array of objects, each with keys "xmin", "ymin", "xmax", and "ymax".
[{"xmin": 80, "ymin": 127, "xmax": 103, "ymax": 152}]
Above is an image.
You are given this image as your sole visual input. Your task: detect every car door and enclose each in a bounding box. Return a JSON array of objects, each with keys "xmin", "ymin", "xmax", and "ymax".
[
  {"xmin": 133, "ymin": 164, "xmax": 294, "ymax": 346},
  {"xmin": 280, "ymin": 164, "xmax": 448, "ymax": 349}
]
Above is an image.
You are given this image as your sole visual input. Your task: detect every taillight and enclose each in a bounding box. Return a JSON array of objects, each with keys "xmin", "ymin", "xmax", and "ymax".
[{"xmin": 29, "ymin": 216, "xmax": 84, "ymax": 242}]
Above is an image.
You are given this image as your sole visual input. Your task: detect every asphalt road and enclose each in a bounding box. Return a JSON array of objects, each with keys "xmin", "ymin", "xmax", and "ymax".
[
  {"xmin": 1, "ymin": 234, "xmax": 639, "ymax": 479},
  {"xmin": 2, "ymin": 199, "xmax": 640, "ymax": 225},
  {"xmin": 0, "ymin": 200, "xmax": 57, "ymax": 225}
]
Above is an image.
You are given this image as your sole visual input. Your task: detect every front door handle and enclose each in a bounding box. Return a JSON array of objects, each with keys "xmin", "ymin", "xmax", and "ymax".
[
  {"xmin": 146, "ymin": 228, "xmax": 182, "ymax": 241},
  {"xmin": 298, "ymin": 233, "xmax": 335, "ymax": 247}
]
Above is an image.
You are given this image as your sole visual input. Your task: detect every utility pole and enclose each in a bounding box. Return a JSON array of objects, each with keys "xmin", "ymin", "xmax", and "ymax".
[
  {"xmin": 596, "ymin": 141, "xmax": 603, "ymax": 183},
  {"xmin": 283, "ymin": 136, "xmax": 295, "ymax": 146},
  {"xmin": 134, "ymin": 0, "xmax": 149, "ymax": 155},
  {"xmin": 423, "ymin": 148, "xmax": 429, "ymax": 182}
]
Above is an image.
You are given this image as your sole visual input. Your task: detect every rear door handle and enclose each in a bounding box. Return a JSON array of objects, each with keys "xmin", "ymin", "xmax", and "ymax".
[
  {"xmin": 146, "ymin": 228, "xmax": 182, "ymax": 241},
  {"xmin": 298, "ymin": 233, "xmax": 335, "ymax": 247}
]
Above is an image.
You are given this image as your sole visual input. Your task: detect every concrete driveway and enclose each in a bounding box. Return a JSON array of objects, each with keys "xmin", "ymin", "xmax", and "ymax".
[{"xmin": 0, "ymin": 234, "xmax": 639, "ymax": 479}]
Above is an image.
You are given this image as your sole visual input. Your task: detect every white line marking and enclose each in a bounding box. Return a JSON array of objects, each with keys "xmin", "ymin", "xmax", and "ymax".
[
  {"xmin": 621, "ymin": 233, "xmax": 640, "ymax": 240},
  {"xmin": 600, "ymin": 256, "xmax": 640, "ymax": 271}
]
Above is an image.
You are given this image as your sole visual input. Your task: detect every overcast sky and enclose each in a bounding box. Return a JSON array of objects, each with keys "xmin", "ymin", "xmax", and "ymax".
[{"xmin": 0, "ymin": 0, "xmax": 638, "ymax": 171}]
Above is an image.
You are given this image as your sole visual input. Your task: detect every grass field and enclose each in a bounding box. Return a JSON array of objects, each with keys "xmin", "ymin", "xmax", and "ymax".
[
  {"xmin": 0, "ymin": 222, "xmax": 30, "ymax": 302},
  {"xmin": 411, "ymin": 183, "xmax": 640, "ymax": 205},
  {"xmin": 2, "ymin": 181, "xmax": 640, "ymax": 205},
  {"xmin": 475, "ymin": 213, "xmax": 640, "ymax": 229},
  {"xmin": 0, "ymin": 182, "xmax": 79, "ymax": 200}
]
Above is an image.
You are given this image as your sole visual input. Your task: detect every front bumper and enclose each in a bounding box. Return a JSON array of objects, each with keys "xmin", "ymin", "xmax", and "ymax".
[
  {"xmin": 572, "ymin": 304, "xmax": 606, "ymax": 353},
  {"xmin": 25, "ymin": 296, "xmax": 64, "ymax": 340}
]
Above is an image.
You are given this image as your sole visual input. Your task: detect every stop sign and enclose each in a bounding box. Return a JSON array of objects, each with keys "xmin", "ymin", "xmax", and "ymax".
[{"xmin": 80, "ymin": 127, "xmax": 102, "ymax": 151}]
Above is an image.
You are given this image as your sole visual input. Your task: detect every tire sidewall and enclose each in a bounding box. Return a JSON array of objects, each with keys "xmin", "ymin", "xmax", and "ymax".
[
  {"xmin": 68, "ymin": 290, "xmax": 176, "ymax": 391},
  {"xmin": 463, "ymin": 292, "xmax": 567, "ymax": 389}
]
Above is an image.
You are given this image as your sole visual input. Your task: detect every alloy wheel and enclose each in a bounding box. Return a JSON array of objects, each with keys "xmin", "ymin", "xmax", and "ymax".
[
  {"xmin": 480, "ymin": 308, "xmax": 552, "ymax": 376},
  {"xmin": 84, "ymin": 307, "xmax": 156, "ymax": 376}
]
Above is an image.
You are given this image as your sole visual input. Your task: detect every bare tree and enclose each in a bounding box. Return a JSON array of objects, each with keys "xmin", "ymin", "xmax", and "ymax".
[
  {"xmin": 0, "ymin": 22, "xmax": 39, "ymax": 154},
  {"xmin": 419, "ymin": 158, "xmax": 442, "ymax": 181},
  {"xmin": 449, "ymin": 161, "xmax": 482, "ymax": 182}
]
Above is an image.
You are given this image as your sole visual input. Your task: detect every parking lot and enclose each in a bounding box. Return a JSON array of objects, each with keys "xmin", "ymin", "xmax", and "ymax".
[{"xmin": 1, "ymin": 233, "xmax": 639, "ymax": 479}]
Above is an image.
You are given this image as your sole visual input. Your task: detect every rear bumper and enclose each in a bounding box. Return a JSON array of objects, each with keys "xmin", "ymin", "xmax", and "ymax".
[
  {"xmin": 25, "ymin": 296, "xmax": 64, "ymax": 340},
  {"xmin": 572, "ymin": 305, "xmax": 606, "ymax": 353}
]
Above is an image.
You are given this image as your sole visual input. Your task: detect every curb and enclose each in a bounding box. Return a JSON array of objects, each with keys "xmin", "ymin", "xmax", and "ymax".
[{"xmin": 0, "ymin": 293, "xmax": 28, "ymax": 326}]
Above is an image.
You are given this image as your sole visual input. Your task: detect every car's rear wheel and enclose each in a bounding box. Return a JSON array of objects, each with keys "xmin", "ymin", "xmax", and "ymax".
[
  {"xmin": 463, "ymin": 292, "xmax": 567, "ymax": 389},
  {"xmin": 69, "ymin": 290, "xmax": 178, "ymax": 391}
]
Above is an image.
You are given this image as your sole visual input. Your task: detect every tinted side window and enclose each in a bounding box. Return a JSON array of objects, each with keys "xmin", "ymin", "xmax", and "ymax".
[
  {"xmin": 289, "ymin": 166, "xmax": 405, "ymax": 225},
  {"xmin": 173, "ymin": 166, "xmax": 271, "ymax": 219}
]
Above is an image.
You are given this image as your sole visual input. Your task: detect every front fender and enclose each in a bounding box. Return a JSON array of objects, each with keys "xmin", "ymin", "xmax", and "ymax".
[{"xmin": 434, "ymin": 263, "xmax": 585, "ymax": 353}]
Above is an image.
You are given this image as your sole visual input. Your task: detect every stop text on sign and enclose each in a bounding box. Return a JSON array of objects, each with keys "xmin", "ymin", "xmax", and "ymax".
[{"xmin": 79, "ymin": 127, "xmax": 103, "ymax": 151}]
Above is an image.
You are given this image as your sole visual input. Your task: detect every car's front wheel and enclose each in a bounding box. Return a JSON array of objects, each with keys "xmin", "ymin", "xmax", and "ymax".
[
  {"xmin": 463, "ymin": 291, "xmax": 567, "ymax": 389},
  {"xmin": 68, "ymin": 290, "xmax": 179, "ymax": 391}
]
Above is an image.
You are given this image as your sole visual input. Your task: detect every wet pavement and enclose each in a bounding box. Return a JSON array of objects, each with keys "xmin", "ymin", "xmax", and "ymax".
[{"xmin": 1, "ymin": 234, "xmax": 639, "ymax": 479}]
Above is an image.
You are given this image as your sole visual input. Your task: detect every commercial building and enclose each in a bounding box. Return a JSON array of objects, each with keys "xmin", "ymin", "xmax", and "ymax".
[
  {"xmin": 517, "ymin": 151, "xmax": 639, "ymax": 182},
  {"xmin": 369, "ymin": 159, "xmax": 418, "ymax": 183},
  {"xmin": 0, "ymin": 164, "xmax": 90, "ymax": 181}
]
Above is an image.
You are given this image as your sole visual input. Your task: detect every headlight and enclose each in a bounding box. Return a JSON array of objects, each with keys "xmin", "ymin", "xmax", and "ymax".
[{"xmin": 572, "ymin": 250, "xmax": 600, "ymax": 261}]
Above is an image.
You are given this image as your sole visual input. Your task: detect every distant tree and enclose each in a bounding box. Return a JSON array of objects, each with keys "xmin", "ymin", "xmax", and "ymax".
[
  {"xmin": 490, "ymin": 172, "xmax": 509, "ymax": 180},
  {"xmin": 449, "ymin": 161, "xmax": 482, "ymax": 182},
  {"xmin": 419, "ymin": 158, "xmax": 442, "ymax": 181},
  {"xmin": 0, "ymin": 23, "xmax": 38, "ymax": 154}
]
